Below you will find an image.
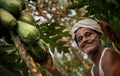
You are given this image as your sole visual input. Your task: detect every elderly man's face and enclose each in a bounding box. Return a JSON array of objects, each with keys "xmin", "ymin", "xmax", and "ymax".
[{"xmin": 75, "ymin": 27, "xmax": 101, "ymax": 54}]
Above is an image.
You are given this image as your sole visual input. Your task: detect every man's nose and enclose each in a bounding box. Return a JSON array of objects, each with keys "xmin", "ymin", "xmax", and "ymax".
[{"xmin": 82, "ymin": 37, "xmax": 89, "ymax": 43}]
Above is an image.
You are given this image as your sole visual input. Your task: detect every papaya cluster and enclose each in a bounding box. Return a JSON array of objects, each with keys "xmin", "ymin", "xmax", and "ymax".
[{"xmin": 0, "ymin": 0, "xmax": 48, "ymax": 61}]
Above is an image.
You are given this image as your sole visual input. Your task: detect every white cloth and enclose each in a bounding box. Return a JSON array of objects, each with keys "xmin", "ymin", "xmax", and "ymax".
[
  {"xmin": 91, "ymin": 64, "xmax": 95, "ymax": 76},
  {"xmin": 71, "ymin": 19, "xmax": 103, "ymax": 39},
  {"xmin": 91, "ymin": 48, "xmax": 108, "ymax": 76}
]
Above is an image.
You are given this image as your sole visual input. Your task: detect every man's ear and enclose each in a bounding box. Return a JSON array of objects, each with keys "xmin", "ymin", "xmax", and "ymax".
[{"xmin": 99, "ymin": 33, "xmax": 103, "ymax": 40}]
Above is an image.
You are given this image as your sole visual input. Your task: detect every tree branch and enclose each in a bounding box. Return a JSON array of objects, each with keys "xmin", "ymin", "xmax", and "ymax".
[
  {"xmin": 36, "ymin": 0, "xmax": 52, "ymax": 22},
  {"xmin": 67, "ymin": 42, "xmax": 90, "ymax": 71},
  {"xmin": 24, "ymin": 0, "xmax": 88, "ymax": 20}
]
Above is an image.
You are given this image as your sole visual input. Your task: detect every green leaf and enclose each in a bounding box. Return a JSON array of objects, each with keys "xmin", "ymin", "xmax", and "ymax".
[
  {"xmin": 36, "ymin": 22, "xmax": 70, "ymax": 53},
  {"xmin": 0, "ymin": 44, "xmax": 16, "ymax": 53},
  {"xmin": 0, "ymin": 65, "xmax": 15, "ymax": 76}
]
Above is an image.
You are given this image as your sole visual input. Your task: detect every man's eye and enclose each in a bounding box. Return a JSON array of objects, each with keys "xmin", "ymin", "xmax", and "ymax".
[
  {"xmin": 77, "ymin": 37, "xmax": 82, "ymax": 42},
  {"xmin": 86, "ymin": 32, "xmax": 91, "ymax": 36}
]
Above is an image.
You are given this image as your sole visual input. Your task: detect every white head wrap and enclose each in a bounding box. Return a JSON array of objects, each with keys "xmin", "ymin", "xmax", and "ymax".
[{"xmin": 71, "ymin": 19, "xmax": 103, "ymax": 40}]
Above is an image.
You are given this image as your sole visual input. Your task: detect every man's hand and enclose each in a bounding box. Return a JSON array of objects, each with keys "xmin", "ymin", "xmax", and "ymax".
[{"xmin": 37, "ymin": 52, "xmax": 62, "ymax": 76}]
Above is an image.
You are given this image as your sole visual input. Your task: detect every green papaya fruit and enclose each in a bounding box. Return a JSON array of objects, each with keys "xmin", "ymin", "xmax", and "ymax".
[
  {"xmin": 0, "ymin": 0, "xmax": 22, "ymax": 17},
  {"xmin": 18, "ymin": 11, "xmax": 35, "ymax": 25},
  {"xmin": 38, "ymin": 39, "xmax": 48, "ymax": 53},
  {"xmin": 0, "ymin": 8, "xmax": 17, "ymax": 29},
  {"xmin": 16, "ymin": 0, "xmax": 26, "ymax": 10},
  {"xmin": 29, "ymin": 39, "xmax": 48, "ymax": 60},
  {"xmin": 17, "ymin": 21, "xmax": 40, "ymax": 44}
]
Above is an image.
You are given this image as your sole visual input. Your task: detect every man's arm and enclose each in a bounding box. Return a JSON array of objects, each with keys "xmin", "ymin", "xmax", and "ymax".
[{"xmin": 38, "ymin": 53, "xmax": 62, "ymax": 76}]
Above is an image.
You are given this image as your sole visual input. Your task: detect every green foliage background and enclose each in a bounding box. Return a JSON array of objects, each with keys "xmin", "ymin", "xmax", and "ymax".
[{"xmin": 0, "ymin": 0, "xmax": 120, "ymax": 76}]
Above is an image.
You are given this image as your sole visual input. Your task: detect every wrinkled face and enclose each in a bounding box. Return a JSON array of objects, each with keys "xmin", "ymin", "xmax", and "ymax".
[{"xmin": 75, "ymin": 27, "xmax": 101, "ymax": 54}]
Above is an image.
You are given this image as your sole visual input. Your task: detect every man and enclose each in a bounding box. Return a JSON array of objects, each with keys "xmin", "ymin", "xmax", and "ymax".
[{"xmin": 71, "ymin": 19, "xmax": 120, "ymax": 76}]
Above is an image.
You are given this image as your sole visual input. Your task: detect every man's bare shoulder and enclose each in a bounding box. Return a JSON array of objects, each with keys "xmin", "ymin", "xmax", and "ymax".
[
  {"xmin": 103, "ymin": 48, "xmax": 120, "ymax": 63},
  {"xmin": 108, "ymin": 48, "xmax": 120, "ymax": 61},
  {"xmin": 103, "ymin": 48, "xmax": 120, "ymax": 76}
]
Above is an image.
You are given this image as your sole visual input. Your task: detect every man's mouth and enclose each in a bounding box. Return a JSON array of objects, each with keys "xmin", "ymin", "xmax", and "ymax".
[{"xmin": 82, "ymin": 42, "xmax": 93, "ymax": 49}]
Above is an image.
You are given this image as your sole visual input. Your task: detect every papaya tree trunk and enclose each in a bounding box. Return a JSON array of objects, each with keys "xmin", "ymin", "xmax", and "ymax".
[{"xmin": 9, "ymin": 30, "xmax": 43, "ymax": 76}]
